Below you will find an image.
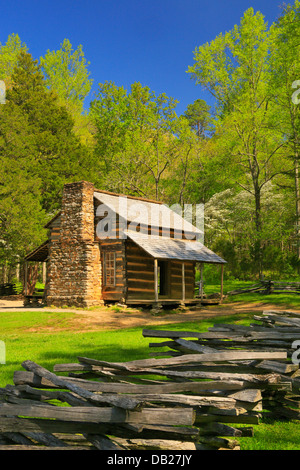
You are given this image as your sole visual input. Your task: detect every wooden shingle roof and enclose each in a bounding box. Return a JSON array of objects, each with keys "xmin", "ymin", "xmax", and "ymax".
[
  {"xmin": 25, "ymin": 240, "xmax": 49, "ymax": 262},
  {"xmin": 126, "ymin": 231, "xmax": 226, "ymax": 264},
  {"xmin": 94, "ymin": 191, "xmax": 202, "ymax": 236}
]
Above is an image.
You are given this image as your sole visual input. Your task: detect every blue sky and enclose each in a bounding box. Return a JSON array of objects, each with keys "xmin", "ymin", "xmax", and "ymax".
[{"xmin": 1, "ymin": 0, "xmax": 284, "ymax": 115}]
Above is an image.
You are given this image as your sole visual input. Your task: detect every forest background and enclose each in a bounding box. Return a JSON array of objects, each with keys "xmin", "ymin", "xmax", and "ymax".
[{"xmin": 1, "ymin": 2, "xmax": 300, "ymax": 284}]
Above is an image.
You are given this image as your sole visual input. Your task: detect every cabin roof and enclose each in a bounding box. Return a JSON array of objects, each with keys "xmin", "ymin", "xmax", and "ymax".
[
  {"xmin": 26, "ymin": 189, "xmax": 224, "ymax": 265},
  {"xmin": 126, "ymin": 230, "xmax": 226, "ymax": 264},
  {"xmin": 94, "ymin": 191, "xmax": 202, "ymax": 235}
]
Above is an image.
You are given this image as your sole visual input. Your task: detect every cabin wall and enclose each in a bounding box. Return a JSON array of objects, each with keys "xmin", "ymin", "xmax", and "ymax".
[
  {"xmin": 169, "ymin": 260, "xmax": 195, "ymax": 299},
  {"xmin": 48, "ymin": 215, "xmax": 61, "ymax": 241},
  {"xmin": 100, "ymin": 240, "xmax": 126, "ymax": 302},
  {"xmin": 45, "ymin": 185, "xmax": 197, "ymax": 306},
  {"xmin": 125, "ymin": 240, "xmax": 155, "ymax": 300},
  {"xmin": 125, "ymin": 240, "xmax": 195, "ymax": 301}
]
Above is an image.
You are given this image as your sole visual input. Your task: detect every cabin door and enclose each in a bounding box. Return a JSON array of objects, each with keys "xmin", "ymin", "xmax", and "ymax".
[{"xmin": 158, "ymin": 260, "xmax": 170, "ymax": 297}]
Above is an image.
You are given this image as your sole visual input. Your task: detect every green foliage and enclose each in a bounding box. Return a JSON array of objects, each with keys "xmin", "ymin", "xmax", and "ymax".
[
  {"xmin": 0, "ymin": 87, "xmax": 47, "ymax": 262},
  {"xmin": 0, "ymin": 50, "xmax": 95, "ymax": 265},
  {"xmin": 3, "ymin": 4, "xmax": 300, "ymax": 280},
  {"xmin": 40, "ymin": 38, "xmax": 93, "ymax": 110},
  {"xmin": 187, "ymin": 7, "xmax": 296, "ymax": 277},
  {"xmin": 39, "ymin": 39, "xmax": 94, "ymax": 145},
  {"xmin": 183, "ymin": 99, "xmax": 213, "ymax": 136},
  {"xmin": 0, "ymin": 33, "xmax": 27, "ymax": 81},
  {"xmin": 7, "ymin": 51, "xmax": 93, "ymax": 211},
  {"xmin": 90, "ymin": 80, "xmax": 196, "ymax": 201}
]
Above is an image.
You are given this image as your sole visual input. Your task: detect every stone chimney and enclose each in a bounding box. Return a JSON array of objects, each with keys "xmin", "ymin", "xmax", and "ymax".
[
  {"xmin": 60, "ymin": 181, "xmax": 95, "ymax": 242},
  {"xmin": 46, "ymin": 181, "xmax": 102, "ymax": 307}
]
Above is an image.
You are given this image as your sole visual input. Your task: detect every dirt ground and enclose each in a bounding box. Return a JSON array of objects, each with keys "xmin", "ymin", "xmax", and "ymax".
[{"xmin": 1, "ymin": 296, "xmax": 299, "ymax": 331}]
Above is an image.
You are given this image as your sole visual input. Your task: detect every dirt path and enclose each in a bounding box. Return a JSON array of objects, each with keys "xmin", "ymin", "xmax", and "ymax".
[
  {"xmin": 65, "ymin": 301, "xmax": 299, "ymax": 331},
  {"xmin": 1, "ymin": 297, "xmax": 299, "ymax": 331}
]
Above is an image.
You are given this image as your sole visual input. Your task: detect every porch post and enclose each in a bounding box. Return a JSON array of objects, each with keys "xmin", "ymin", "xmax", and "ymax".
[
  {"xmin": 24, "ymin": 261, "xmax": 28, "ymax": 296},
  {"xmin": 154, "ymin": 258, "xmax": 158, "ymax": 302},
  {"xmin": 182, "ymin": 262, "xmax": 185, "ymax": 302},
  {"xmin": 42, "ymin": 262, "xmax": 46, "ymax": 285},
  {"xmin": 220, "ymin": 264, "xmax": 224, "ymax": 302},
  {"xmin": 200, "ymin": 263, "xmax": 204, "ymax": 300}
]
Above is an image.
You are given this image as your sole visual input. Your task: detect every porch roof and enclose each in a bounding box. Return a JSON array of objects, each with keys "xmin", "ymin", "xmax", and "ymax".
[
  {"xmin": 126, "ymin": 231, "xmax": 226, "ymax": 264},
  {"xmin": 25, "ymin": 240, "xmax": 49, "ymax": 262}
]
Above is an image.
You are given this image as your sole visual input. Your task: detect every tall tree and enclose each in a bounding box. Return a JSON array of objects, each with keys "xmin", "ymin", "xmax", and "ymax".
[
  {"xmin": 270, "ymin": 1, "xmax": 300, "ymax": 267},
  {"xmin": 0, "ymin": 93, "xmax": 47, "ymax": 264},
  {"xmin": 40, "ymin": 38, "xmax": 93, "ymax": 111},
  {"xmin": 0, "ymin": 34, "xmax": 27, "ymax": 81},
  {"xmin": 7, "ymin": 51, "xmax": 93, "ymax": 212},
  {"xmin": 183, "ymin": 99, "xmax": 213, "ymax": 137},
  {"xmin": 187, "ymin": 8, "xmax": 288, "ymax": 276},
  {"xmin": 90, "ymin": 81, "xmax": 181, "ymax": 200},
  {"xmin": 40, "ymin": 38, "xmax": 94, "ymax": 144}
]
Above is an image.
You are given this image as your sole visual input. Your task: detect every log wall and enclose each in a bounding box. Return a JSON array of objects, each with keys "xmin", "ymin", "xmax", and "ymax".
[
  {"xmin": 125, "ymin": 240, "xmax": 155, "ymax": 300},
  {"xmin": 169, "ymin": 260, "xmax": 195, "ymax": 300},
  {"xmin": 100, "ymin": 240, "xmax": 126, "ymax": 302}
]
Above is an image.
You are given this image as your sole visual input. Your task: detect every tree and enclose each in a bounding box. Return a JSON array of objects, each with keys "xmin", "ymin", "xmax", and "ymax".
[
  {"xmin": 0, "ymin": 49, "xmax": 96, "ymax": 275},
  {"xmin": 40, "ymin": 39, "xmax": 94, "ymax": 144},
  {"xmin": 0, "ymin": 34, "xmax": 27, "ymax": 81},
  {"xmin": 183, "ymin": 99, "xmax": 213, "ymax": 137},
  {"xmin": 187, "ymin": 8, "xmax": 288, "ymax": 276},
  {"xmin": 90, "ymin": 81, "xmax": 181, "ymax": 200},
  {"xmin": 7, "ymin": 51, "xmax": 93, "ymax": 212},
  {"xmin": 205, "ymin": 183, "xmax": 294, "ymax": 278},
  {"xmin": 40, "ymin": 38, "xmax": 93, "ymax": 111},
  {"xmin": 0, "ymin": 96, "xmax": 47, "ymax": 265},
  {"xmin": 270, "ymin": 1, "xmax": 300, "ymax": 267}
]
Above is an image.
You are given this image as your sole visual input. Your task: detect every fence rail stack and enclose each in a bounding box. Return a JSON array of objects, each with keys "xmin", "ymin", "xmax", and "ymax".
[
  {"xmin": 227, "ymin": 280, "xmax": 300, "ymax": 296},
  {"xmin": 0, "ymin": 283, "xmax": 18, "ymax": 296},
  {"xmin": 0, "ymin": 353, "xmax": 293, "ymax": 449},
  {"xmin": 143, "ymin": 309, "xmax": 300, "ymax": 422},
  {"xmin": 0, "ymin": 309, "xmax": 298, "ymax": 450}
]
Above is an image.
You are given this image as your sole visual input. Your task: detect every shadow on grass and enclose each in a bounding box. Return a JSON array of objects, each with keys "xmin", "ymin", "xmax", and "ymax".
[
  {"xmin": 0, "ymin": 311, "xmax": 263, "ymax": 387},
  {"xmin": 35, "ymin": 312, "xmax": 255, "ymax": 371}
]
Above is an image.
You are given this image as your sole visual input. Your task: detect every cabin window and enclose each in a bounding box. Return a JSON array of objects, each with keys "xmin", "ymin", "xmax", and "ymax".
[{"xmin": 104, "ymin": 252, "xmax": 116, "ymax": 286}]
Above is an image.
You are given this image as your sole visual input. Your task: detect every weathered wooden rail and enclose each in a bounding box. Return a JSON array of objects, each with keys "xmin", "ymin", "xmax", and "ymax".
[
  {"xmin": 143, "ymin": 309, "xmax": 300, "ymax": 421},
  {"xmin": 0, "ymin": 310, "xmax": 298, "ymax": 450},
  {"xmin": 0, "ymin": 283, "xmax": 18, "ymax": 296},
  {"xmin": 227, "ymin": 280, "xmax": 300, "ymax": 296},
  {"xmin": 0, "ymin": 331, "xmax": 296, "ymax": 450}
]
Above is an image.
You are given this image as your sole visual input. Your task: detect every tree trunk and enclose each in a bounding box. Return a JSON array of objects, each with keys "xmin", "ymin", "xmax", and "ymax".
[
  {"xmin": 255, "ymin": 184, "xmax": 263, "ymax": 277},
  {"xmin": 294, "ymin": 155, "xmax": 300, "ymax": 271},
  {"xmin": 26, "ymin": 263, "xmax": 38, "ymax": 296},
  {"xmin": 251, "ymin": 154, "xmax": 263, "ymax": 278}
]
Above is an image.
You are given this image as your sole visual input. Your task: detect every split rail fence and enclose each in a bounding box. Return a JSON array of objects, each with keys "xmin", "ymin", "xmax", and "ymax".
[
  {"xmin": 144, "ymin": 309, "xmax": 300, "ymax": 422},
  {"xmin": 227, "ymin": 280, "xmax": 300, "ymax": 296},
  {"xmin": 0, "ymin": 310, "xmax": 299, "ymax": 450},
  {"xmin": 0, "ymin": 283, "xmax": 18, "ymax": 296}
]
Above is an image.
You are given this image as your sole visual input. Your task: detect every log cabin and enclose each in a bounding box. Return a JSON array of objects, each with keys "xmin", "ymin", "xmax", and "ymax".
[{"xmin": 24, "ymin": 181, "xmax": 226, "ymax": 308}]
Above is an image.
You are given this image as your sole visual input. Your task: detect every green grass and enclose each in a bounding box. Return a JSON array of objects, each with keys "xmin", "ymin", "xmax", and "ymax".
[
  {"xmin": 0, "ymin": 310, "xmax": 151, "ymax": 387},
  {"xmin": 0, "ymin": 307, "xmax": 299, "ymax": 450},
  {"xmin": 0, "ymin": 310, "xmax": 253, "ymax": 386},
  {"xmin": 239, "ymin": 418, "xmax": 300, "ymax": 450}
]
